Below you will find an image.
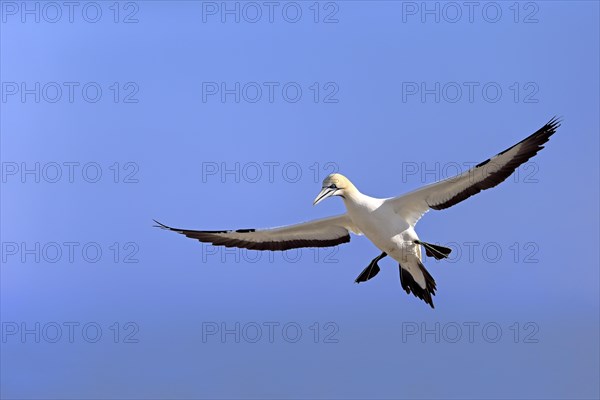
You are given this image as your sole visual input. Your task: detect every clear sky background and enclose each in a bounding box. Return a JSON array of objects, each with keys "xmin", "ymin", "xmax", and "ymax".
[{"xmin": 1, "ymin": 1, "xmax": 599, "ymax": 399}]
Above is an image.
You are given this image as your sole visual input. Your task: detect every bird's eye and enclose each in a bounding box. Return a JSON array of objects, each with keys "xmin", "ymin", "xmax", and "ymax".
[{"xmin": 329, "ymin": 184, "xmax": 338, "ymax": 189}]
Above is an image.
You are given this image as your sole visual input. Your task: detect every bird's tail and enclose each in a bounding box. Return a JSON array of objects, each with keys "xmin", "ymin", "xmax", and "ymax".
[{"xmin": 399, "ymin": 259, "xmax": 437, "ymax": 309}]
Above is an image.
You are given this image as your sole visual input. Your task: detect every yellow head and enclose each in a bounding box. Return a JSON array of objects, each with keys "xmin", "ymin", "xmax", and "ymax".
[{"xmin": 313, "ymin": 173, "xmax": 356, "ymax": 205}]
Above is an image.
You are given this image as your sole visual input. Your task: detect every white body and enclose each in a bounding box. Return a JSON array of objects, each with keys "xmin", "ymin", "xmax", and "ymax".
[{"xmin": 342, "ymin": 191, "xmax": 425, "ymax": 286}]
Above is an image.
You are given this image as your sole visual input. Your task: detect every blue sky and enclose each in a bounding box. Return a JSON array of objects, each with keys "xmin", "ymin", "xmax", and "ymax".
[{"xmin": 1, "ymin": 1, "xmax": 599, "ymax": 399}]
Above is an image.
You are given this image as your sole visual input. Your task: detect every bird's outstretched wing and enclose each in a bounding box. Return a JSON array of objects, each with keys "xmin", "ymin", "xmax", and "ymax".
[
  {"xmin": 389, "ymin": 117, "xmax": 561, "ymax": 226},
  {"xmin": 154, "ymin": 214, "xmax": 361, "ymax": 251}
]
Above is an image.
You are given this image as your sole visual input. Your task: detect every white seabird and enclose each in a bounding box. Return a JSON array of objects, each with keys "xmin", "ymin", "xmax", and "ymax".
[{"xmin": 156, "ymin": 118, "xmax": 561, "ymax": 308}]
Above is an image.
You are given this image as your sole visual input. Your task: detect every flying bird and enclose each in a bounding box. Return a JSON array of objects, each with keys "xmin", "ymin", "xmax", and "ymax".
[{"xmin": 155, "ymin": 118, "xmax": 561, "ymax": 308}]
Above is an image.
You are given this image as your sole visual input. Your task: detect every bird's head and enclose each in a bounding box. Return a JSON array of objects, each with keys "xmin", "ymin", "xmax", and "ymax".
[{"xmin": 313, "ymin": 173, "xmax": 354, "ymax": 206}]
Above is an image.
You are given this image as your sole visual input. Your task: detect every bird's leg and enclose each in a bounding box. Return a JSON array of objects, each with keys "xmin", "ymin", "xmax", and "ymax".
[
  {"xmin": 355, "ymin": 252, "xmax": 387, "ymax": 283},
  {"xmin": 414, "ymin": 240, "xmax": 452, "ymax": 260}
]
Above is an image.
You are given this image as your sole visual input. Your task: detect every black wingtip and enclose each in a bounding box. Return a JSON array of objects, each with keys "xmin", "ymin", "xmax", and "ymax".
[
  {"xmin": 549, "ymin": 115, "xmax": 563, "ymax": 124},
  {"xmin": 153, "ymin": 219, "xmax": 171, "ymax": 230},
  {"xmin": 546, "ymin": 116, "xmax": 562, "ymax": 131},
  {"xmin": 527, "ymin": 116, "xmax": 561, "ymax": 148}
]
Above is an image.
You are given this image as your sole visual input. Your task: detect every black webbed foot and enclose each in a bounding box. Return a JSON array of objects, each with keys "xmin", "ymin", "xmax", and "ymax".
[
  {"xmin": 355, "ymin": 252, "xmax": 387, "ymax": 283},
  {"xmin": 414, "ymin": 240, "xmax": 452, "ymax": 260}
]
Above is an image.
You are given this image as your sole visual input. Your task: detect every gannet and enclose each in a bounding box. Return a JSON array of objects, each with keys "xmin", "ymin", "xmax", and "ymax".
[{"xmin": 155, "ymin": 118, "xmax": 561, "ymax": 308}]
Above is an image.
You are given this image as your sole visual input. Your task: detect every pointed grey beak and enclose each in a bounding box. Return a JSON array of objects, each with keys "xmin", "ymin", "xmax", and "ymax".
[{"xmin": 313, "ymin": 187, "xmax": 335, "ymax": 206}]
